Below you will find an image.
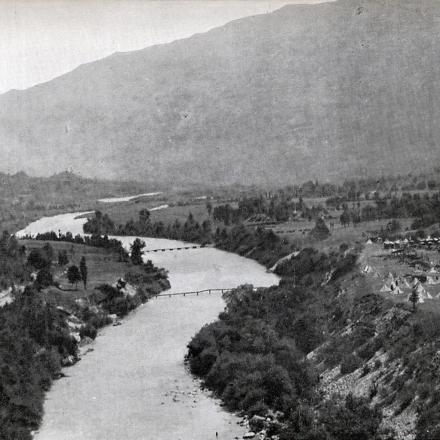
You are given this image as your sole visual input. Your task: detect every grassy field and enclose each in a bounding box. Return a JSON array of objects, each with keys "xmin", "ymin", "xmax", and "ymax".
[
  {"xmin": 87, "ymin": 198, "xmax": 235, "ymax": 226},
  {"xmin": 269, "ymin": 217, "xmax": 415, "ymax": 253},
  {"xmin": 19, "ymin": 239, "xmax": 145, "ymax": 306}
]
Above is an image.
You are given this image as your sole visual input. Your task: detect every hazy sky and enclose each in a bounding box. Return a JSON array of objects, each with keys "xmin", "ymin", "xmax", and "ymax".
[{"xmin": 0, "ymin": 0, "xmax": 334, "ymax": 94}]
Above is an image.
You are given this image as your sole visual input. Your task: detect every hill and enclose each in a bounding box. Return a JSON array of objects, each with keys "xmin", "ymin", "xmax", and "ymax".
[{"xmin": 1, "ymin": 0, "xmax": 440, "ymax": 185}]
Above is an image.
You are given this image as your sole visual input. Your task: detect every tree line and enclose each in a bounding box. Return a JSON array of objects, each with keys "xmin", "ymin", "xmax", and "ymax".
[{"xmin": 335, "ymin": 192, "xmax": 440, "ymax": 229}]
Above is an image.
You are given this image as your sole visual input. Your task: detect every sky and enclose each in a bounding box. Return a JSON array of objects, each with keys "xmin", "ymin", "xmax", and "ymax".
[{"xmin": 0, "ymin": 0, "xmax": 334, "ymax": 94}]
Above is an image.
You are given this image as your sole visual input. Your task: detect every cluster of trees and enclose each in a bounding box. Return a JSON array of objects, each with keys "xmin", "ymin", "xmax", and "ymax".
[
  {"xmin": 212, "ymin": 196, "xmax": 328, "ymax": 225},
  {"xmin": 287, "ymin": 172, "xmax": 440, "ymax": 200},
  {"xmin": 33, "ymin": 231, "xmax": 129, "ymax": 262},
  {"xmin": 25, "ymin": 242, "xmax": 88, "ymax": 291},
  {"xmin": 65, "ymin": 257, "xmax": 87, "ymax": 290},
  {"xmin": 84, "ymin": 210, "xmax": 213, "ymax": 244},
  {"xmin": 187, "ymin": 284, "xmax": 316, "ymax": 417},
  {"xmin": 90, "ymin": 260, "xmax": 170, "ymax": 318},
  {"xmin": 0, "ymin": 286, "xmax": 78, "ymax": 439},
  {"xmin": 187, "ymin": 250, "xmax": 390, "ymax": 439},
  {"xmin": 337, "ymin": 192, "xmax": 440, "ymax": 228},
  {"xmin": 0, "ymin": 231, "xmax": 30, "ymax": 289},
  {"xmin": 214, "ymin": 224, "xmax": 293, "ymax": 268}
]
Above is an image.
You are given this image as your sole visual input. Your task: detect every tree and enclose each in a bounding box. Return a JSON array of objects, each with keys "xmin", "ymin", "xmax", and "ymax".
[
  {"xmin": 79, "ymin": 256, "xmax": 88, "ymax": 289},
  {"xmin": 340, "ymin": 210, "xmax": 350, "ymax": 227},
  {"xmin": 130, "ymin": 238, "xmax": 145, "ymax": 265},
  {"xmin": 42, "ymin": 243, "xmax": 54, "ymax": 262},
  {"xmin": 27, "ymin": 248, "xmax": 50, "ymax": 269},
  {"xmin": 67, "ymin": 265, "xmax": 81, "ymax": 289},
  {"xmin": 139, "ymin": 209, "xmax": 150, "ymax": 225},
  {"xmin": 206, "ymin": 201, "xmax": 213, "ymax": 218},
  {"xmin": 310, "ymin": 217, "xmax": 330, "ymax": 240},
  {"xmin": 57, "ymin": 250, "xmax": 68, "ymax": 266},
  {"xmin": 35, "ymin": 267, "xmax": 53, "ymax": 290},
  {"xmin": 409, "ymin": 286, "xmax": 419, "ymax": 311}
]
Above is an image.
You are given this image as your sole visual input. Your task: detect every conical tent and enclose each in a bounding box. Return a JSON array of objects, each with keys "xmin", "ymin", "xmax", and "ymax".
[
  {"xmin": 380, "ymin": 284, "xmax": 392, "ymax": 293},
  {"xmin": 426, "ymin": 276, "xmax": 438, "ymax": 285},
  {"xmin": 401, "ymin": 278, "xmax": 412, "ymax": 289},
  {"xmin": 416, "ymin": 284, "xmax": 431, "ymax": 299},
  {"xmin": 393, "ymin": 286, "xmax": 404, "ymax": 295}
]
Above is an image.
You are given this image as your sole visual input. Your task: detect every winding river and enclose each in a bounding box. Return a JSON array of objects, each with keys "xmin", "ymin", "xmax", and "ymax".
[{"xmin": 17, "ymin": 212, "xmax": 279, "ymax": 440}]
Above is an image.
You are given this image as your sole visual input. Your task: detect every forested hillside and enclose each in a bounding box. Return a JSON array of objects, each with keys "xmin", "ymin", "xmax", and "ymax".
[{"xmin": 187, "ymin": 247, "xmax": 440, "ymax": 440}]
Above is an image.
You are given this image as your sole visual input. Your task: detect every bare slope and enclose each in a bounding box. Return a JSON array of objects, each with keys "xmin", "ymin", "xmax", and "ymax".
[{"xmin": 1, "ymin": 0, "xmax": 440, "ymax": 185}]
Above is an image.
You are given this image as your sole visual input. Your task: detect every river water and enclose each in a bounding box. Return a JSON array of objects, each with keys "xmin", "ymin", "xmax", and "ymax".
[{"xmin": 17, "ymin": 212, "xmax": 279, "ymax": 440}]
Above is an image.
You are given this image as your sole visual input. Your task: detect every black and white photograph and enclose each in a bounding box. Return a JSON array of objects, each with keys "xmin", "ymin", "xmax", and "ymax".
[{"xmin": 1, "ymin": 0, "xmax": 440, "ymax": 439}]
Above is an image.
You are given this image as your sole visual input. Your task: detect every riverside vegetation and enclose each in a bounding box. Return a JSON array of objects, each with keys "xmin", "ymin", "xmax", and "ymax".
[
  {"xmin": 0, "ymin": 231, "xmax": 169, "ymax": 440},
  {"xmin": 83, "ymin": 202, "xmax": 440, "ymax": 440},
  {"xmin": 187, "ymin": 246, "xmax": 440, "ymax": 440}
]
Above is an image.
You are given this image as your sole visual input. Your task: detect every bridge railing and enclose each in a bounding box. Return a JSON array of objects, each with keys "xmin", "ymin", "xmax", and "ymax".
[
  {"xmin": 155, "ymin": 286, "xmax": 264, "ymax": 298},
  {"xmin": 144, "ymin": 244, "xmax": 213, "ymax": 253}
]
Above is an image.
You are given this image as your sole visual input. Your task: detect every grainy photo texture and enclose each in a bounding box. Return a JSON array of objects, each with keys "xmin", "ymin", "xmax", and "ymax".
[{"xmin": 0, "ymin": 1, "xmax": 439, "ymax": 439}]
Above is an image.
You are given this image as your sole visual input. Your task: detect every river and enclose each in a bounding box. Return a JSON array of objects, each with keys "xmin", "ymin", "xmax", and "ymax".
[{"xmin": 17, "ymin": 212, "xmax": 279, "ymax": 440}]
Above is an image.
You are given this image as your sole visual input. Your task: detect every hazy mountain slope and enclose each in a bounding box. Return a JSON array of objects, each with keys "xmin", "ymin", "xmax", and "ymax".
[{"xmin": 1, "ymin": 0, "xmax": 440, "ymax": 185}]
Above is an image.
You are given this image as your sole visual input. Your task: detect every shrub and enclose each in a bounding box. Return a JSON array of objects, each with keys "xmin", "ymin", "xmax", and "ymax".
[
  {"xmin": 340, "ymin": 354, "xmax": 362, "ymax": 375},
  {"xmin": 361, "ymin": 364, "xmax": 371, "ymax": 377},
  {"xmin": 80, "ymin": 324, "xmax": 97, "ymax": 340},
  {"xmin": 27, "ymin": 248, "xmax": 50, "ymax": 269},
  {"xmin": 35, "ymin": 267, "xmax": 53, "ymax": 290}
]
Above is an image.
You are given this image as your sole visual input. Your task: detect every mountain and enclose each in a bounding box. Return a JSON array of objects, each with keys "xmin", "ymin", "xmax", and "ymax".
[{"xmin": 1, "ymin": 0, "xmax": 440, "ymax": 186}]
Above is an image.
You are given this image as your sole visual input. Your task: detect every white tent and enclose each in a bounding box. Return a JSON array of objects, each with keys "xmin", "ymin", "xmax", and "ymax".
[
  {"xmin": 426, "ymin": 276, "xmax": 440, "ymax": 285},
  {"xmin": 380, "ymin": 284, "xmax": 392, "ymax": 293},
  {"xmin": 390, "ymin": 285, "xmax": 404, "ymax": 295},
  {"xmin": 366, "ymin": 239, "xmax": 373, "ymax": 245},
  {"xmin": 385, "ymin": 273, "xmax": 396, "ymax": 285},
  {"xmin": 401, "ymin": 278, "xmax": 412, "ymax": 289},
  {"xmin": 416, "ymin": 283, "xmax": 432, "ymax": 299},
  {"xmin": 411, "ymin": 278, "xmax": 420, "ymax": 288},
  {"xmin": 363, "ymin": 265, "xmax": 374, "ymax": 274}
]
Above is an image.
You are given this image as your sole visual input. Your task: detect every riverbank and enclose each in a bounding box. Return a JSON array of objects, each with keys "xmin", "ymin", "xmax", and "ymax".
[{"xmin": 0, "ymin": 226, "xmax": 171, "ymax": 439}]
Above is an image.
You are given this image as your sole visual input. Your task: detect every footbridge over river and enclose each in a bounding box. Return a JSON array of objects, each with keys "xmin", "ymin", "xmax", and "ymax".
[
  {"xmin": 144, "ymin": 244, "xmax": 213, "ymax": 253},
  {"xmin": 156, "ymin": 286, "xmax": 266, "ymax": 298}
]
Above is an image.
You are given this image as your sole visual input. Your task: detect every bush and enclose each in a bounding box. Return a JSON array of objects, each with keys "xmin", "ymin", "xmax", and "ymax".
[
  {"xmin": 27, "ymin": 248, "xmax": 51, "ymax": 269},
  {"xmin": 340, "ymin": 354, "xmax": 362, "ymax": 375},
  {"xmin": 35, "ymin": 267, "xmax": 53, "ymax": 290},
  {"xmin": 80, "ymin": 324, "xmax": 97, "ymax": 340},
  {"xmin": 361, "ymin": 364, "xmax": 371, "ymax": 377}
]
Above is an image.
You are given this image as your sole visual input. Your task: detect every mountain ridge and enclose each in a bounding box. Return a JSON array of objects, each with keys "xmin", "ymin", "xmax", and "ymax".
[{"xmin": 1, "ymin": 0, "xmax": 440, "ymax": 185}]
